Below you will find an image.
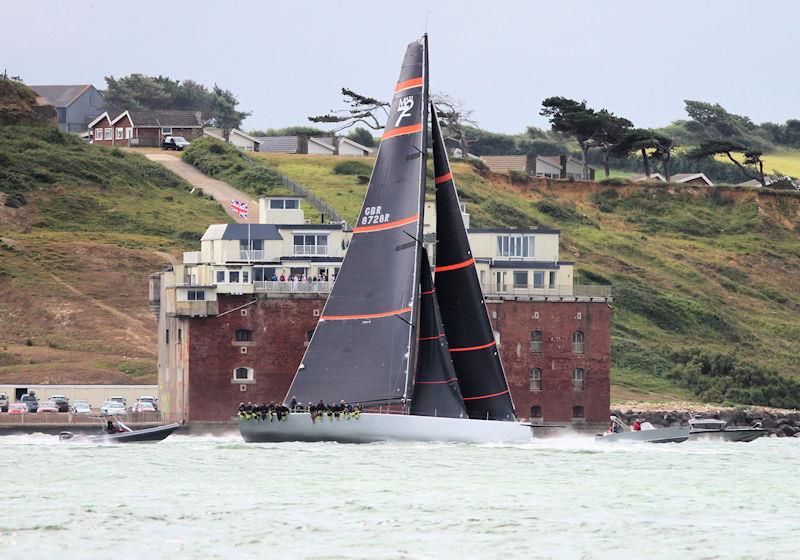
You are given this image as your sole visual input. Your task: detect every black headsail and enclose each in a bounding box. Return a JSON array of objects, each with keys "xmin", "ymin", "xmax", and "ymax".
[
  {"xmin": 285, "ymin": 37, "xmax": 429, "ymax": 407},
  {"xmin": 431, "ymin": 104, "xmax": 516, "ymax": 420},
  {"xmin": 410, "ymin": 250, "xmax": 467, "ymax": 418}
]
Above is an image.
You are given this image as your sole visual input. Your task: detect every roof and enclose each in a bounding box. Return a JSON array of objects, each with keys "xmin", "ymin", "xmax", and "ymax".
[
  {"xmin": 255, "ymin": 136, "xmax": 300, "ymax": 153},
  {"xmin": 468, "ymin": 227, "xmax": 560, "ymax": 235},
  {"xmin": 309, "ymin": 137, "xmax": 336, "ymax": 152},
  {"xmin": 277, "ymin": 223, "xmax": 343, "ymax": 230},
  {"xmin": 205, "ymin": 128, "xmax": 260, "ymax": 144},
  {"xmin": 539, "ymin": 155, "xmax": 598, "ymax": 172},
  {"xmin": 631, "ymin": 173, "xmax": 667, "ymax": 182},
  {"xmin": 89, "ymin": 109, "xmax": 202, "ymax": 129},
  {"xmin": 28, "ymin": 84, "xmax": 92, "ymax": 107},
  {"xmin": 221, "ymin": 224, "xmax": 283, "ymax": 241},
  {"xmin": 670, "ymin": 172, "xmax": 713, "ymax": 186},
  {"xmin": 480, "ymin": 155, "xmax": 529, "ymax": 172},
  {"xmin": 489, "ymin": 261, "xmax": 570, "ymax": 270},
  {"xmin": 338, "ymin": 137, "xmax": 374, "ymax": 154}
]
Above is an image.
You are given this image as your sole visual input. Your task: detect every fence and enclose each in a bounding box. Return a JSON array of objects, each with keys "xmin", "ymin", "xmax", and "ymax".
[
  {"xmin": 480, "ymin": 284, "xmax": 611, "ymax": 298},
  {"xmin": 253, "ymin": 281, "xmax": 334, "ymax": 294}
]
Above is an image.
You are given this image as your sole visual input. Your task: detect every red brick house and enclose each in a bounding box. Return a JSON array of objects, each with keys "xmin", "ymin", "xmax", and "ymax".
[{"xmin": 88, "ymin": 109, "xmax": 203, "ymax": 147}]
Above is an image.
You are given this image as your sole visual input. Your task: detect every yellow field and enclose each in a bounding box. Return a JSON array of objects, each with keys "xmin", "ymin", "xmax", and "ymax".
[{"xmin": 716, "ymin": 148, "xmax": 800, "ymax": 178}]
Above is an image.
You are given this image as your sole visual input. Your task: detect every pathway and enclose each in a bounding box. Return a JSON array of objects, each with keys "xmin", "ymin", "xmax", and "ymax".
[{"xmin": 144, "ymin": 153, "xmax": 258, "ymax": 223}]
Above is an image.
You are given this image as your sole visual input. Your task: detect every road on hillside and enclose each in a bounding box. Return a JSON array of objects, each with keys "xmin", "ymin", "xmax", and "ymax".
[{"xmin": 144, "ymin": 153, "xmax": 258, "ymax": 223}]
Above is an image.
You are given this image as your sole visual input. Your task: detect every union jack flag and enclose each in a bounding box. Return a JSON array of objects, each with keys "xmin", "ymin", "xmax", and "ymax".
[{"xmin": 229, "ymin": 199, "xmax": 249, "ymax": 218}]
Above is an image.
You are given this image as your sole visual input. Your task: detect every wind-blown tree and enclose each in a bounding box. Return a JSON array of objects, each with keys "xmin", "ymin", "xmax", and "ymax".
[
  {"xmin": 346, "ymin": 127, "xmax": 376, "ymax": 147},
  {"xmin": 540, "ymin": 97, "xmax": 604, "ymax": 179},
  {"xmin": 687, "ymin": 140, "xmax": 767, "ymax": 187},
  {"xmin": 308, "ymin": 88, "xmax": 389, "ymax": 132},
  {"xmin": 591, "ymin": 110, "xmax": 633, "ymax": 178},
  {"xmin": 612, "ymin": 128, "xmax": 677, "ymax": 180},
  {"xmin": 208, "ymin": 85, "xmax": 251, "ymax": 141},
  {"xmin": 434, "ymin": 93, "xmax": 480, "ymax": 158}
]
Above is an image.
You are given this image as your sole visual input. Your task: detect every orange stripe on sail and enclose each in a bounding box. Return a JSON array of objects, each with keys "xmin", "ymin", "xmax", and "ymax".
[
  {"xmin": 321, "ymin": 306, "xmax": 412, "ymax": 321},
  {"xmin": 434, "ymin": 172, "xmax": 453, "ymax": 184},
  {"xmin": 415, "ymin": 377, "xmax": 458, "ymax": 385},
  {"xmin": 382, "ymin": 123, "xmax": 422, "ymax": 141},
  {"xmin": 418, "ymin": 333, "xmax": 444, "ymax": 341},
  {"xmin": 434, "ymin": 258, "xmax": 475, "ymax": 272},
  {"xmin": 395, "ymin": 77, "xmax": 423, "ymax": 92},
  {"xmin": 353, "ymin": 214, "xmax": 418, "ymax": 233},
  {"xmin": 462, "ymin": 389, "xmax": 510, "ymax": 401},
  {"xmin": 420, "ymin": 289, "xmax": 436, "ymax": 295},
  {"xmin": 449, "ymin": 340, "xmax": 496, "ymax": 353}
]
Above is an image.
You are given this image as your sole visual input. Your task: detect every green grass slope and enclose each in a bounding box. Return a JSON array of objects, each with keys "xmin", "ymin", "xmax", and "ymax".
[
  {"xmin": 0, "ymin": 124, "xmax": 229, "ymax": 384},
  {"xmin": 252, "ymin": 154, "xmax": 800, "ymax": 408}
]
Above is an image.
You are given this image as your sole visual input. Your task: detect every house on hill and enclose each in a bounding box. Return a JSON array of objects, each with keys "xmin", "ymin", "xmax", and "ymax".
[
  {"xmin": 254, "ymin": 136, "xmax": 301, "ymax": 154},
  {"xmin": 250, "ymin": 135, "xmax": 373, "ymax": 155},
  {"xmin": 28, "ymin": 84, "xmax": 103, "ymax": 132},
  {"xmin": 88, "ymin": 110, "xmax": 203, "ymax": 147},
  {"xmin": 481, "ymin": 154, "xmax": 596, "ymax": 181},
  {"xmin": 631, "ymin": 172, "xmax": 713, "ymax": 186},
  {"xmin": 204, "ymin": 128, "xmax": 261, "ymax": 152}
]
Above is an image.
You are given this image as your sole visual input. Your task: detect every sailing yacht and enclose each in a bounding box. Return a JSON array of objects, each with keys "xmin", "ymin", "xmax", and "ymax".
[{"xmin": 240, "ymin": 35, "xmax": 532, "ymax": 444}]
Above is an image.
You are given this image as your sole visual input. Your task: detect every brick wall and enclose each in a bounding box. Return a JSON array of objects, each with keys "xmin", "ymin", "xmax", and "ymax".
[
  {"xmin": 180, "ymin": 296, "xmax": 611, "ymax": 423},
  {"xmin": 186, "ymin": 295, "xmax": 324, "ymax": 421}
]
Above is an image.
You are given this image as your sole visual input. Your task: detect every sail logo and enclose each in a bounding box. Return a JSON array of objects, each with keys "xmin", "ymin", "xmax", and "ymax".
[
  {"xmin": 395, "ymin": 96, "xmax": 414, "ymax": 127},
  {"xmin": 361, "ymin": 205, "xmax": 391, "ymax": 226}
]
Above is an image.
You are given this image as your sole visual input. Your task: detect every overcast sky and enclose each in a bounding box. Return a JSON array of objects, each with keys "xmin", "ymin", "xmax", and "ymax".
[{"xmin": 4, "ymin": 0, "xmax": 799, "ymax": 134}]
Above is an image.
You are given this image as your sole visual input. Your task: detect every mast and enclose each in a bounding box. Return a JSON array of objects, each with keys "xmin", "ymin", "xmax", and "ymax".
[
  {"xmin": 430, "ymin": 104, "xmax": 517, "ymax": 421},
  {"xmin": 284, "ymin": 38, "xmax": 428, "ymax": 407},
  {"xmin": 410, "ymin": 250, "xmax": 467, "ymax": 418}
]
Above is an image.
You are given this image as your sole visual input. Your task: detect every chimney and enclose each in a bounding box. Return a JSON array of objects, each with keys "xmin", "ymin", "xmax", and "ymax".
[
  {"xmin": 559, "ymin": 155, "xmax": 567, "ymax": 179},
  {"xmin": 526, "ymin": 154, "xmax": 536, "ymax": 176}
]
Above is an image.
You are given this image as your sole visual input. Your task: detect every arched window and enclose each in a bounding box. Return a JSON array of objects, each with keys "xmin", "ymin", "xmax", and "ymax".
[
  {"xmin": 572, "ymin": 331, "xmax": 585, "ymax": 354},
  {"xmin": 233, "ymin": 367, "xmax": 253, "ymax": 381},
  {"xmin": 530, "ymin": 367, "xmax": 541, "ymax": 391},
  {"xmin": 530, "ymin": 330, "xmax": 542, "ymax": 353},
  {"xmin": 235, "ymin": 329, "xmax": 252, "ymax": 342},
  {"xmin": 572, "ymin": 405, "xmax": 585, "ymax": 419},
  {"xmin": 530, "ymin": 405, "xmax": 542, "ymax": 418},
  {"xmin": 572, "ymin": 368, "xmax": 585, "ymax": 391}
]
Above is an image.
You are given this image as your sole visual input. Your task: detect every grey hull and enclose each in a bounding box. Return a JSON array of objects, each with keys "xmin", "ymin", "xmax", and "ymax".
[
  {"xmin": 239, "ymin": 413, "xmax": 532, "ymax": 444},
  {"xmin": 59, "ymin": 423, "xmax": 180, "ymax": 443},
  {"xmin": 689, "ymin": 428, "xmax": 766, "ymax": 443},
  {"xmin": 596, "ymin": 426, "xmax": 691, "ymax": 444}
]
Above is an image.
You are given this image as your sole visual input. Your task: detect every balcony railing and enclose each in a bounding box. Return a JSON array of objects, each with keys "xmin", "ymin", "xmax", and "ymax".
[
  {"xmin": 253, "ymin": 281, "xmax": 334, "ymax": 294},
  {"xmin": 292, "ymin": 245, "xmax": 328, "ymax": 256},
  {"xmin": 224, "ymin": 250, "xmax": 268, "ymax": 262},
  {"xmin": 481, "ymin": 284, "xmax": 611, "ymax": 298}
]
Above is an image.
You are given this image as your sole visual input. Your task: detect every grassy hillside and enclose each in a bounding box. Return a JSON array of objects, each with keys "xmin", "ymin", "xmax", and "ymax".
[
  {"xmin": 0, "ymin": 124, "xmax": 229, "ymax": 384},
  {"xmin": 253, "ymin": 153, "xmax": 800, "ymax": 407}
]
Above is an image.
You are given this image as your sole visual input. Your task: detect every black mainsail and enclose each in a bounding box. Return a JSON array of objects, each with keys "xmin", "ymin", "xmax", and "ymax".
[
  {"xmin": 410, "ymin": 250, "xmax": 467, "ymax": 418},
  {"xmin": 285, "ymin": 37, "xmax": 429, "ymax": 406},
  {"xmin": 430, "ymin": 105, "xmax": 516, "ymax": 421}
]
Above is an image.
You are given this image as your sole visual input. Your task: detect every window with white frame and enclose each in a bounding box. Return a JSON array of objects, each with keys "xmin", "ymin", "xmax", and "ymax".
[
  {"xmin": 533, "ymin": 271, "xmax": 545, "ymax": 289},
  {"xmin": 104, "ymin": 128, "xmax": 112, "ymax": 140},
  {"xmin": 530, "ymin": 330, "xmax": 542, "ymax": 353},
  {"xmin": 548, "ymin": 271, "xmax": 557, "ymax": 289},
  {"xmin": 95, "ymin": 127, "xmax": 103, "ymax": 140},
  {"xmin": 115, "ymin": 128, "xmax": 123, "ymax": 140},
  {"xmin": 187, "ymin": 290, "xmax": 205, "ymax": 301},
  {"xmin": 573, "ymin": 368, "xmax": 585, "ymax": 390},
  {"xmin": 530, "ymin": 367, "xmax": 542, "ymax": 391},
  {"xmin": 215, "ymin": 270, "xmax": 225, "ymax": 283},
  {"xmin": 161, "ymin": 127, "xmax": 172, "ymax": 134},
  {"xmin": 229, "ymin": 271, "xmax": 240, "ymax": 283},
  {"xmin": 513, "ymin": 271, "xmax": 527, "ymax": 288},
  {"xmin": 293, "ymin": 234, "xmax": 328, "ymax": 256},
  {"xmin": 233, "ymin": 367, "xmax": 254, "ymax": 381},
  {"xmin": 572, "ymin": 331, "xmax": 585, "ymax": 354},
  {"xmin": 125, "ymin": 127, "xmax": 132, "ymax": 139},
  {"xmin": 496, "ymin": 235, "xmax": 534, "ymax": 258},
  {"xmin": 269, "ymin": 198, "xmax": 300, "ymax": 209}
]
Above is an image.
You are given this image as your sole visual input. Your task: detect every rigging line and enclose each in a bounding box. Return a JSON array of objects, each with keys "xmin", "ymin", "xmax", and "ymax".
[
  {"xmin": 394, "ymin": 313, "xmax": 413, "ymax": 327},
  {"xmin": 403, "ymin": 230, "xmax": 422, "ymax": 244}
]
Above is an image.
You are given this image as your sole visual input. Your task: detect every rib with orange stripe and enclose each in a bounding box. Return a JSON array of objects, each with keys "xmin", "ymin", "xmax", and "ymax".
[
  {"xmin": 410, "ymin": 250, "xmax": 467, "ymax": 418},
  {"xmin": 430, "ymin": 103, "xmax": 517, "ymax": 420}
]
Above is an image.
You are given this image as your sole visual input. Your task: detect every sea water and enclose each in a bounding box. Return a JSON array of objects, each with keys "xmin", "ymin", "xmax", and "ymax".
[{"xmin": 0, "ymin": 433, "xmax": 797, "ymax": 559}]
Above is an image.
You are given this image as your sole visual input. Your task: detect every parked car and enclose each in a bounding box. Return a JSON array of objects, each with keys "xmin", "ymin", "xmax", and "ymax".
[
  {"xmin": 70, "ymin": 401, "xmax": 92, "ymax": 415},
  {"xmin": 132, "ymin": 401, "xmax": 156, "ymax": 414},
  {"xmin": 20, "ymin": 394, "xmax": 39, "ymax": 413},
  {"xmin": 137, "ymin": 396, "xmax": 158, "ymax": 411},
  {"xmin": 38, "ymin": 401, "xmax": 59, "ymax": 414},
  {"xmin": 161, "ymin": 136, "xmax": 190, "ymax": 151},
  {"xmin": 51, "ymin": 396, "xmax": 70, "ymax": 413},
  {"xmin": 0, "ymin": 392, "xmax": 8, "ymax": 412},
  {"xmin": 8, "ymin": 403, "xmax": 28, "ymax": 414},
  {"xmin": 100, "ymin": 401, "xmax": 128, "ymax": 416}
]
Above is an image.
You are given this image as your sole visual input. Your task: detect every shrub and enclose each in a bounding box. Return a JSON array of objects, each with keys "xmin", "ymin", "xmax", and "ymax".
[
  {"xmin": 598, "ymin": 177, "xmax": 628, "ymax": 186},
  {"xmin": 467, "ymin": 158, "xmax": 489, "ymax": 172},
  {"xmin": 534, "ymin": 199, "xmax": 596, "ymax": 226},
  {"xmin": 4, "ymin": 192, "xmax": 27, "ymax": 208},
  {"xmin": 507, "ymin": 170, "xmax": 529, "ymax": 184},
  {"xmin": 333, "ymin": 160, "xmax": 372, "ymax": 176},
  {"xmin": 483, "ymin": 199, "xmax": 535, "ymax": 227},
  {"xmin": 590, "ymin": 188, "xmax": 620, "ymax": 213},
  {"xmin": 357, "ymin": 175, "xmax": 370, "ymax": 184}
]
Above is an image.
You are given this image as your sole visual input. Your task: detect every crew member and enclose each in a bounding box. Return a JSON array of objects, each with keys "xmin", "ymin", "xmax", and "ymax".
[{"xmin": 632, "ymin": 418, "xmax": 642, "ymax": 431}]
